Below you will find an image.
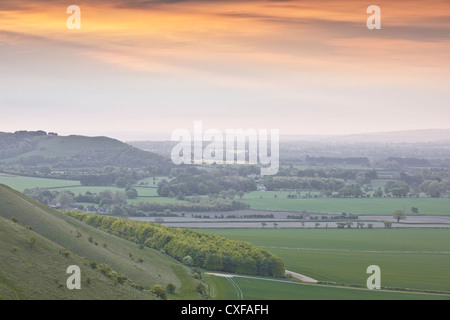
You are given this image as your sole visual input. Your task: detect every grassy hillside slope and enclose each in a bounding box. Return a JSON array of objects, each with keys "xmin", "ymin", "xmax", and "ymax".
[
  {"xmin": 0, "ymin": 131, "xmax": 172, "ymax": 170},
  {"xmin": 0, "ymin": 184, "xmax": 199, "ymax": 300},
  {"xmin": 0, "ymin": 216, "xmax": 156, "ymax": 299}
]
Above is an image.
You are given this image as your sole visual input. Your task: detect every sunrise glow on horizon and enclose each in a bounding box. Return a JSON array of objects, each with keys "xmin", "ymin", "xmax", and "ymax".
[{"xmin": 1, "ymin": 0, "xmax": 449, "ymax": 141}]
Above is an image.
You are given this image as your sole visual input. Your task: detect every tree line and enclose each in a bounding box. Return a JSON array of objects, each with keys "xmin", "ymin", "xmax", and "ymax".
[
  {"xmin": 304, "ymin": 156, "xmax": 370, "ymax": 166},
  {"xmin": 400, "ymin": 170, "xmax": 450, "ymax": 198},
  {"xmin": 157, "ymin": 167, "xmax": 256, "ymax": 197},
  {"xmin": 65, "ymin": 211, "xmax": 285, "ymax": 277},
  {"xmin": 263, "ymin": 176, "xmax": 346, "ymax": 192},
  {"xmin": 24, "ymin": 188, "xmax": 249, "ymax": 215}
]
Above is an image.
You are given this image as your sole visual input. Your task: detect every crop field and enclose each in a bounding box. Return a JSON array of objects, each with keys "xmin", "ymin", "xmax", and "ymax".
[
  {"xmin": 204, "ymin": 274, "xmax": 448, "ymax": 300},
  {"xmin": 0, "ymin": 174, "xmax": 80, "ymax": 192},
  {"xmin": 202, "ymin": 228, "xmax": 450, "ymax": 299},
  {"xmin": 241, "ymin": 191, "xmax": 450, "ymax": 215}
]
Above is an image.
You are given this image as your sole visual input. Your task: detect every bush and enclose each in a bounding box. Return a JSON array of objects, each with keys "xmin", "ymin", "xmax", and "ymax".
[
  {"xmin": 10, "ymin": 217, "xmax": 19, "ymax": 223},
  {"xmin": 132, "ymin": 283, "xmax": 145, "ymax": 291},
  {"xmin": 98, "ymin": 264, "xmax": 112, "ymax": 276},
  {"xmin": 183, "ymin": 255, "xmax": 194, "ymax": 266},
  {"xmin": 166, "ymin": 283, "xmax": 176, "ymax": 294},
  {"xmin": 62, "ymin": 248, "xmax": 71, "ymax": 257},
  {"xmin": 151, "ymin": 285, "xmax": 167, "ymax": 300},
  {"xmin": 116, "ymin": 273, "xmax": 125, "ymax": 285},
  {"xmin": 196, "ymin": 283, "xmax": 207, "ymax": 297},
  {"xmin": 29, "ymin": 236, "xmax": 36, "ymax": 247}
]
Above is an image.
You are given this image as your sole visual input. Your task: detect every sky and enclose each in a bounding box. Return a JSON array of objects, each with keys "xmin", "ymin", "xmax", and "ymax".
[{"xmin": 0, "ymin": 0, "xmax": 449, "ymax": 141}]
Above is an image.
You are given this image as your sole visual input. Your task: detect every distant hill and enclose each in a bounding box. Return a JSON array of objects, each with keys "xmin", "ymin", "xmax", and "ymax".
[
  {"xmin": 339, "ymin": 129, "xmax": 450, "ymax": 143},
  {"xmin": 0, "ymin": 184, "xmax": 199, "ymax": 300},
  {"xmin": 127, "ymin": 140, "xmax": 178, "ymax": 158},
  {"xmin": 280, "ymin": 129, "xmax": 450, "ymax": 143},
  {"xmin": 0, "ymin": 131, "xmax": 173, "ymax": 172}
]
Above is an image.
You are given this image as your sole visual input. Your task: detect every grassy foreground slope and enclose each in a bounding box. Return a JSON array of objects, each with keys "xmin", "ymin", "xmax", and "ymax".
[
  {"xmin": 0, "ymin": 216, "xmax": 155, "ymax": 300},
  {"xmin": 0, "ymin": 184, "xmax": 199, "ymax": 300}
]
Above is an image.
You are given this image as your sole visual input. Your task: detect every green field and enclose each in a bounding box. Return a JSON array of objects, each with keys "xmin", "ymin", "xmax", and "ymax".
[
  {"xmin": 0, "ymin": 174, "xmax": 80, "ymax": 192},
  {"xmin": 204, "ymin": 274, "xmax": 449, "ymax": 300},
  {"xmin": 202, "ymin": 228, "xmax": 450, "ymax": 299},
  {"xmin": 2, "ymin": 174, "xmax": 449, "ymax": 216},
  {"xmin": 242, "ymin": 191, "xmax": 450, "ymax": 215},
  {"xmin": 0, "ymin": 175, "xmax": 184, "ymax": 206}
]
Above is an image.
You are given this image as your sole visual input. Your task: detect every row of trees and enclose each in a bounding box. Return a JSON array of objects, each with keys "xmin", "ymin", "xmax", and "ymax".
[
  {"xmin": 399, "ymin": 170, "xmax": 450, "ymax": 198},
  {"xmin": 129, "ymin": 198, "xmax": 249, "ymax": 214},
  {"xmin": 419, "ymin": 179, "xmax": 450, "ymax": 198},
  {"xmin": 157, "ymin": 167, "xmax": 256, "ymax": 197},
  {"xmin": 263, "ymin": 175, "xmax": 450, "ymax": 198},
  {"xmin": 263, "ymin": 176, "xmax": 346, "ymax": 192},
  {"xmin": 383, "ymin": 181, "xmax": 410, "ymax": 197},
  {"xmin": 262, "ymin": 164, "xmax": 450, "ymax": 198},
  {"xmin": 23, "ymin": 188, "xmax": 139, "ymax": 208},
  {"xmin": 276, "ymin": 167, "xmax": 378, "ymax": 181},
  {"xmin": 24, "ymin": 187, "xmax": 249, "ymax": 215},
  {"xmin": 384, "ymin": 179, "xmax": 450, "ymax": 198},
  {"xmin": 304, "ymin": 156, "xmax": 370, "ymax": 166},
  {"xmin": 65, "ymin": 211, "xmax": 285, "ymax": 277},
  {"xmin": 0, "ymin": 131, "xmax": 43, "ymax": 159},
  {"xmin": 80, "ymin": 169, "xmax": 149, "ymax": 187}
]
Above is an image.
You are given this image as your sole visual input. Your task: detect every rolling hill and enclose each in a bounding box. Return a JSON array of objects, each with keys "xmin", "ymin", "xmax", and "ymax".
[
  {"xmin": 279, "ymin": 129, "xmax": 450, "ymax": 143},
  {"xmin": 0, "ymin": 131, "xmax": 173, "ymax": 172},
  {"xmin": 0, "ymin": 184, "xmax": 200, "ymax": 300}
]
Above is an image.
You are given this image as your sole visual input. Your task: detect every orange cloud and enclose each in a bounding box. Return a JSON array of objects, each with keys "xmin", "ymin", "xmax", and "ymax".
[{"xmin": 2, "ymin": 0, "xmax": 449, "ymax": 96}]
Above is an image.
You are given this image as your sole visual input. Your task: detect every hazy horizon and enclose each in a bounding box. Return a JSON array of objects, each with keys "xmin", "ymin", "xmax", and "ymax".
[{"xmin": 4, "ymin": 127, "xmax": 450, "ymax": 143}]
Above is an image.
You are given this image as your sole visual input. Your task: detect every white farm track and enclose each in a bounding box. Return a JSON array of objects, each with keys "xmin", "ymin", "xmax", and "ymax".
[
  {"xmin": 205, "ymin": 271, "xmax": 450, "ymax": 299},
  {"xmin": 206, "ymin": 270, "xmax": 317, "ymax": 300}
]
